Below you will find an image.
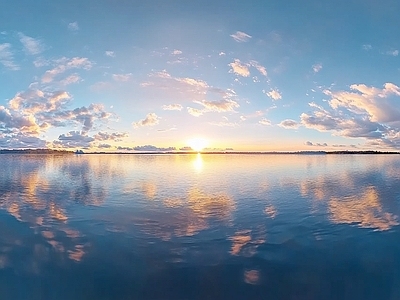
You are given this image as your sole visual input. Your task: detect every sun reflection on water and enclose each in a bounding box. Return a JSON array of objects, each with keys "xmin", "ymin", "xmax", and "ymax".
[{"xmin": 192, "ymin": 153, "xmax": 203, "ymax": 173}]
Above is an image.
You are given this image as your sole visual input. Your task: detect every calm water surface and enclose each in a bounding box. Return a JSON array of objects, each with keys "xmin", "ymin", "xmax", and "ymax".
[{"xmin": 0, "ymin": 154, "xmax": 400, "ymax": 299}]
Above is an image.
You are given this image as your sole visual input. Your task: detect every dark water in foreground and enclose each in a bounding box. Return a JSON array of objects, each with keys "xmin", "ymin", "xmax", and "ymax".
[{"xmin": 0, "ymin": 153, "xmax": 400, "ymax": 299}]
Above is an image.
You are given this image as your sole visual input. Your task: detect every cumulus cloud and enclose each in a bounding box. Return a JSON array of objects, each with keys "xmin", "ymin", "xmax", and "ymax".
[
  {"xmin": 112, "ymin": 73, "xmax": 132, "ymax": 82},
  {"xmin": 162, "ymin": 104, "xmax": 183, "ymax": 111},
  {"xmin": 0, "ymin": 43, "xmax": 19, "ymax": 70},
  {"xmin": 362, "ymin": 44, "xmax": 372, "ymax": 51},
  {"xmin": 68, "ymin": 22, "xmax": 79, "ymax": 31},
  {"xmin": 54, "ymin": 131, "xmax": 94, "ymax": 148},
  {"xmin": 300, "ymin": 83, "xmax": 400, "ymax": 148},
  {"xmin": 229, "ymin": 59, "xmax": 250, "ymax": 77},
  {"xmin": 312, "ymin": 63, "xmax": 323, "ymax": 73},
  {"xmin": 172, "ymin": 49, "xmax": 182, "ymax": 55},
  {"xmin": 42, "ymin": 57, "xmax": 92, "ymax": 83},
  {"xmin": 18, "ymin": 33, "xmax": 44, "ymax": 55},
  {"xmin": 259, "ymin": 118, "xmax": 271, "ymax": 126},
  {"xmin": 264, "ymin": 89, "xmax": 282, "ymax": 100},
  {"xmin": 230, "ymin": 31, "xmax": 252, "ymax": 42},
  {"xmin": 105, "ymin": 51, "xmax": 115, "ymax": 57},
  {"xmin": 133, "ymin": 145, "xmax": 176, "ymax": 152},
  {"xmin": 133, "ymin": 113, "xmax": 160, "ymax": 128},
  {"xmin": 117, "ymin": 146, "xmax": 134, "ymax": 151},
  {"xmin": 0, "ymin": 133, "xmax": 46, "ymax": 149},
  {"xmin": 279, "ymin": 119, "xmax": 299, "ymax": 129}
]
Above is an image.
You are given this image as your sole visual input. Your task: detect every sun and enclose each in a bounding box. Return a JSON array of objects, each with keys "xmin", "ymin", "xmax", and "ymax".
[{"xmin": 187, "ymin": 137, "xmax": 208, "ymax": 152}]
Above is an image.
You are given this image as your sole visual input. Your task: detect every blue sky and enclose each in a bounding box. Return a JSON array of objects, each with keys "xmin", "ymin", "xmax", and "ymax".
[{"xmin": 1, "ymin": 0, "xmax": 400, "ymax": 151}]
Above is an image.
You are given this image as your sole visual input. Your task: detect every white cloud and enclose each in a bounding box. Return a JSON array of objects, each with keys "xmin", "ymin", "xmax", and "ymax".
[
  {"xmin": 219, "ymin": 52, "xmax": 226, "ymax": 56},
  {"xmin": 0, "ymin": 43, "xmax": 19, "ymax": 70},
  {"xmin": 105, "ymin": 51, "xmax": 115, "ymax": 57},
  {"xmin": 264, "ymin": 89, "xmax": 282, "ymax": 100},
  {"xmin": 195, "ymin": 99, "xmax": 239, "ymax": 112},
  {"xmin": 94, "ymin": 132, "xmax": 128, "ymax": 141},
  {"xmin": 386, "ymin": 50, "xmax": 399, "ymax": 56},
  {"xmin": 18, "ymin": 33, "xmax": 44, "ymax": 55},
  {"xmin": 259, "ymin": 118, "xmax": 271, "ymax": 126},
  {"xmin": 229, "ymin": 59, "xmax": 250, "ymax": 77},
  {"xmin": 230, "ymin": 31, "xmax": 252, "ymax": 43},
  {"xmin": 312, "ymin": 63, "xmax": 323, "ymax": 73},
  {"xmin": 362, "ymin": 44, "xmax": 372, "ymax": 51},
  {"xmin": 187, "ymin": 107, "xmax": 204, "ymax": 117},
  {"xmin": 300, "ymin": 83, "xmax": 400, "ymax": 147},
  {"xmin": 59, "ymin": 74, "xmax": 81, "ymax": 86},
  {"xmin": 250, "ymin": 61, "xmax": 267, "ymax": 76},
  {"xmin": 42, "ymin": 57, "xmax": 92, "ymax": 83},
  {"xmin": 278, "ymin": 119, "xmax": 299, "ymax": 129},
  {"xmin": 133, "ymin": 113, "xmax": 160, "ymax": 128},
  {"xmin": 172, "ymin": 49, "xmax": 182, "ymax": 55},
  {"xmin": 133, "ymin": 145, "xmax": 176, "ymax": 151},
  {"xmin": 162, "ymin": 104, "xmax": 183, "ymax": 111},
  {"xmin": 112, "ymin": 73, "xmax": 132, "ymax": 82},
  {"xmin": 68, "ymin": 22, "xmax": 79, "ymax": 31}
]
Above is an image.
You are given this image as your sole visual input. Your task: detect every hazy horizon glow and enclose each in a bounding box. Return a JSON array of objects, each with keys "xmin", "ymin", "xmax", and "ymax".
[{"xmin": 1, "ymin": 1, "xmax": 400, "ymax": 151}]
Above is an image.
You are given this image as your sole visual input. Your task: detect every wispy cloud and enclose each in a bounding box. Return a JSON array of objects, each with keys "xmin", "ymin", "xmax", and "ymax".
[
  {"xmin": 105, "ymin": 51, "xmax": 115, "ymax": 57},
  {"xmin": 42, "ymin": 57, "xmax": 92, "ymax": 83},
  {"xmin": 230, "ymin": 31, "xmax": 252, "ymax": 43},
  {"xmin": 68, "ymin": 22, "xmax": 79, "ymax": 31},
  {"xmin": 250, "ymin": 61, "xmax": 267, "ymax": 77},
  {"xmin": 187, "ymin": 107, "xmax": 204, "ymax": 117},
  {"xmin": 312, "ymin": 63, "xmax": 323, "ymax": 73},
  {"xmin": 386, "ymin": 49, "xmax": 399, "ymax": 56},
  {"xmin": 18, "ymin": 33, "xmax": 44, "ymax": 55},
  {"xmin": 0, "ymin": 43, "xmax": 19, "ymax": 70},
  {"xmin": 133, "ymin": 113, "xmax": 160, "ymax": 128},
  {"xmin": 162, "ymin": 104, "xmax": 183, "ymax": 111},
  {"xmin": 112, "ymin": 73, "xmax": 132, "ymax": 82}
]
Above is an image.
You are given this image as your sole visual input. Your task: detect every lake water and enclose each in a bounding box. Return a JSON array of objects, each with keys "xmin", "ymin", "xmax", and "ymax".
[{"xmin": 0, "ymin": 153, "xmax": 400, "ymax": 299}]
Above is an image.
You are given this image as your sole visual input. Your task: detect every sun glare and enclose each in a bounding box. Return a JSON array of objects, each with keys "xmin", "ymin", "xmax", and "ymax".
[{"xmin": 188, "ymin": 138, "xmax": 208, "ymax": 152}]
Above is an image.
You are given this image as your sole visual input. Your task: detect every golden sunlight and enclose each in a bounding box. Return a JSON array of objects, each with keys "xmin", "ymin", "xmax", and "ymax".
[{"xmin": 187, "ymin": 137, "xmax": 208, "ymax": 152}]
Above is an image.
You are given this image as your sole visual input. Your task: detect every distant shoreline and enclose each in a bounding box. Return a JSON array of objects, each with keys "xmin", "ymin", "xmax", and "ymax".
[{"xmin": 1, "ymin": 149, "xmax": 399, "ymax": 155}]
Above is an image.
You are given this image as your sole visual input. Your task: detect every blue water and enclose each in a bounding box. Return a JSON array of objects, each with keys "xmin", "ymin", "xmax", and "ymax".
[{"xmin": 0, "ymin": 153, "xmax": 400, "ymax": 299}]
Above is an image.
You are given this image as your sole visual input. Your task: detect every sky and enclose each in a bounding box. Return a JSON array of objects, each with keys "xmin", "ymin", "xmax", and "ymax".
[{"xmin": 1, "ymin": 0, "xmax": 400, "ymax": 151}]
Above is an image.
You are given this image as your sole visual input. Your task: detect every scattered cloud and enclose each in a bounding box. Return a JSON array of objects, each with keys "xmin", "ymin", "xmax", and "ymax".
[
  {"xmin": 305, "ymin": 141, "xmax": 328, "ymax": 147},
  {"xmin": 0, "ymin": 43, "xmax": 19, "ymax": 70},
  {"xmin": 264, "ymin": 89, "xmax": 282, "ymax": 100},
  {"xmin": 250, "ymin": 61, "xmax": 267, "ymax": 76},
  {"xmin": 94, "ymin": 131, "xmax": 128, "ymax": 141},
  {"xmin": 105, "ymin": 51, "xmax": 115, "ymax": 57},
  {"xmin": 54, "ymin": 131, "xmax": 94, "ymax": 148},
  {"xmin": 278, "ymin": 119, "xmax": 299, "ymax": 129},
  {"xmin": 312, "ymin": 63, "xmax": 323, "ymax": 73},
  {"xmin": 68, "ymin": 22, "xmax": 79, "ymax": 31},
  {"xmin": 18, "ymin": 33, "xmax": 44, "ymax": 55},
  {"xmin": 172, "ymin": 49, "xmax": 182, "ymax": 55},
  {"xmin": 195, "ymin": 99, "xmax": 239, "ymax": 112},
  {"xmin": 112, "ymin": 73, "xmax": 132, "ymax": 82},
  {"xmin": 229, "ymin": 59, "xmax": 250, "ymax": 77},
  {"xmin": 42, "ymin": 57, "xmax": 92, "ymax": 83},
  {"xmin": 162, "ymin": 104, "xmax": 183, "ymax": 111},
  {"xmin": 362, "ymin": 44, "xmax": 372, "ymax": 51},
  {"xmin": 59, "ymin": 74, "xmax": 81, "ymax": 86},
  {"xmin": 230, "ymin": 31, "xmax": 252, "ymax": 43},
  {"xmin": 133, "ymin": 145, "xmax": 176, "ymax": 151},
  {"xmin": 386, "ymin": 50, "xmax": 399, "ymax": 56},
  {"xmin": 259, "ymin": 118, "xmax": 271, "ymax": 126},
  {"xmin": 133, "ymin": 113, "xmax": 160, "ymax": 127},
  {"xmin": 301, "ymin": 83, "xmax": 400, "ymax": 148},
  {"xmin": 219, "ymin": 52, "xmax": 226, "ymax": 56},
  {"xmin": 187, "ymin": 107, "xmax": 204, "ymax": 117}
]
